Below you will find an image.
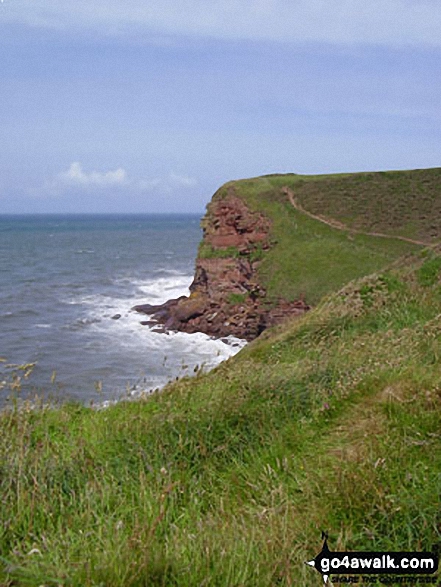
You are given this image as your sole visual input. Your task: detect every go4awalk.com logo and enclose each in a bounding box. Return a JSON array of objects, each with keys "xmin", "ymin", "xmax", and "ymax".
[{"xmin": 306, "ymin": 533, "xmax": 439, "ymax": 584}]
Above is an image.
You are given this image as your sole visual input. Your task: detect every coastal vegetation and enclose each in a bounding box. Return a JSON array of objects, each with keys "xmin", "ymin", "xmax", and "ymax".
[
  {"xmin": 210, "ymin": 168, "xmax": 441, "ymax": 304},
  {"xmin": 286, "ymin": 167, "xmax": 441, "ymax": 242},
  {"xmin": 1, "ymin": 169, "xmax": 441, "ymax": 585}
]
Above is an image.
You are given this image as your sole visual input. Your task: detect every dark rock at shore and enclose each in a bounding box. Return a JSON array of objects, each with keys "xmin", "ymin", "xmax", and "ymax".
[
  {"xmin": 173, "ymin": 297, "xmax": 206, "ymax": 321},
  {"xmin": 151, "ymin": 326, "xmax": 168, "ymax": 334},
  {"xmin": 132, "ymin": 296, "xmax": 186, "ymax": 315},
  {"xmin": 132, "ymin": 189, "xmax": 310, "ymax": 341},
  {"xmin": 111, "ymin": 314, "xmax": 122, "ymax": 320}
]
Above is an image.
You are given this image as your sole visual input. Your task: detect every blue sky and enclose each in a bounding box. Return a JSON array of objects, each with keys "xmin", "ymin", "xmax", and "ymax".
[{"xmin": 1, "ymin": 1, "xmax": 440, "ymax": 213}]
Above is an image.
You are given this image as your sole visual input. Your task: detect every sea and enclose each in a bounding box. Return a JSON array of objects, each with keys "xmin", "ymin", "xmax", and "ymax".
[{"xmin": 0, "ymin": 214, "xmax": 246, "ymax": 408}]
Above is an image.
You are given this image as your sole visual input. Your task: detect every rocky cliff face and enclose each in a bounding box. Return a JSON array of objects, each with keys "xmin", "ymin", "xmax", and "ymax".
[{"xmin": 134, "ymin": 187, "xmax": 310, "ymax": 340}]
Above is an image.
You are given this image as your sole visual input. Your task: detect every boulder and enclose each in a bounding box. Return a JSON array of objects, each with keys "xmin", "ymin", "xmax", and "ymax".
[{"xmin": 173, "ymin": 296, "xmax": 207, "ymax": 322}]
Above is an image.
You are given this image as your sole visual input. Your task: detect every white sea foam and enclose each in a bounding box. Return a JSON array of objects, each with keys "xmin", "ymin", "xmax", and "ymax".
[
  {"xmin": 65, "ymin": 272, "xmax": 246, "ymax": 399},
  {"xmin": 152, "ymin": 268, "xmax": 185, "ymax": 275},
  {"xmin": 75, "ymin": 274, "xmax": 245, "ymax": 384},
  {"xmin": 0, "ymin": 214, "xmax": 209, "ymax": 407},
  {"xmin": 134, "ymin": 274, "xmax": 192, "ymax": 304},
  {"xmin": 101, "ymin": 330, "xmax": 247, "ymax": 404}
]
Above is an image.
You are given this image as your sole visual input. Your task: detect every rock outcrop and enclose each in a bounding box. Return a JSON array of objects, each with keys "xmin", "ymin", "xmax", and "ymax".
[{"xmin": 134, "ymin": 187, "xmax": 310, "ymax": 340}]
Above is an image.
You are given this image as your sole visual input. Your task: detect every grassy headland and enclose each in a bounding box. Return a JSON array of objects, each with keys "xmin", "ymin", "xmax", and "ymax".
[
  {"xmin": 205, "ymin": 168, "xmax": 441, "ymax": 304},
  {"xmin": 288, "ymin": 167, "xmax": 441, "ymax": 242},
  {"xmin": 1, "ymin": 168, "xmax": 441, "ymax": 585}
]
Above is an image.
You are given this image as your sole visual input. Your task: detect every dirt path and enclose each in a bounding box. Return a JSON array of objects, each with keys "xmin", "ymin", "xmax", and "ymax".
[{"xmin": 282, "ymin": 186, "xmax": 430, "ymax": 247}]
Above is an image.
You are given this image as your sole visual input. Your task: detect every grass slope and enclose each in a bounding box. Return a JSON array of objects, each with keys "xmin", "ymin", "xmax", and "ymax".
[
  {"xmin": 257, "ymin": 167, "xmax": 441, "ymax": 240},
  {"xmin": 212, "ymin": 171, "xmax": 428, "ymax": 304},
  {"xmin": 1, "ymin": 248, "xmax": 441, "ymax": 586}
]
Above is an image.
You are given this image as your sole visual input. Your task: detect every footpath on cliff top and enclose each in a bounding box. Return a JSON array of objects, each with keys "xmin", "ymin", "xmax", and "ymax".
[
  {"xmin": 2, "ymin": 167, "xmax": 441, "ymax": 587},
  {"xmin": 282, "ymin": 186, "xmax": 430, "ymax": 246},
  {"xmin": 134, "ymin": 167, "xmax": 441, "ymax": 340}
]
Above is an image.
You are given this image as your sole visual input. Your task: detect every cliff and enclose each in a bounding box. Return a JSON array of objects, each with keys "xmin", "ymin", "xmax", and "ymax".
[
  {"xmin": 134, "ymin": 168, "xmax": 441, "ymax": 340},
  {"xmin": 3, "ymin": 170, "xmax": 440, "ymax": 585},
  {"xmin": 134, "ymin": 186, "xmax": 309, "ymax": 340}
]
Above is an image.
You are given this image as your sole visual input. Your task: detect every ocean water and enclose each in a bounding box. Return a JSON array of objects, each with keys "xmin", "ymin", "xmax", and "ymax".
[{"xmin": 0, "ymin": 214, "xmax": 245, "ymax": 407}]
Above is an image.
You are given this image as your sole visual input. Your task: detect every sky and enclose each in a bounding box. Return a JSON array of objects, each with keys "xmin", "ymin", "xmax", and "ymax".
[{"xmin": 0, "ymin": 1, "xmax": 440, "ymax": 213}]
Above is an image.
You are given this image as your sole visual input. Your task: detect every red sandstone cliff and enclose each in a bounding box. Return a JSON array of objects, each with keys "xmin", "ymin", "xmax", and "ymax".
[{"xmin": 134, "ymin": 188, "xmax": 309, "ymax": 340}]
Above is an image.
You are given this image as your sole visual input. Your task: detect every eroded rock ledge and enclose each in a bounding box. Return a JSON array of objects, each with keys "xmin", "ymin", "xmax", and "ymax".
[{"xmin": 134, "ymin": 189, "xmax": 310, "ymax": 340}]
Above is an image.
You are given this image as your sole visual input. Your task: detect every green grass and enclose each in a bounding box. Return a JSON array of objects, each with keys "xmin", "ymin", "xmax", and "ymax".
[
  {"xmin": 214, "ymin": 175, "xmax": 419, "ymax": 304},
  {"xmin": 227, "ymin": 292, "xmax": 249, "ymax": 305},
  {"xmin": 197, "ymin": 242, "xmax": 240, "ymax": 259},
  {"xmin": 270, "ymin": 167, "xmax": 441, "ymax": 242},
  {"xmin": 416, "ymin": 253, "xmax": 441, "ymax": 287},
  {"xmin": 1, "ymin": 249, "xmax": 440, "ymax": 586}
]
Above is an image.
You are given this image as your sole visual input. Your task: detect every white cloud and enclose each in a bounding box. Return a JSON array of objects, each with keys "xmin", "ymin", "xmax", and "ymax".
[
  {"xmin": 2, "ymin": 0, "xmax": 441, "ymax": 47},
  {"xmin": 39, "ymin": 163, "xmax": 197, "ymax": 197},
  {"xmin": 59, "ymin": 162, "xmax": 127, "ymax": 187}
]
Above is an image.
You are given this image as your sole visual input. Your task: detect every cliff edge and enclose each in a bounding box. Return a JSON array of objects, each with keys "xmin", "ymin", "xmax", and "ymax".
[
  {"xmin": 134, "ymin": 185, "xmax": 309, "ymax": 340},
  {"xmin": 134, "ymin": 168, "xmax": 441, "ymax": 340}
]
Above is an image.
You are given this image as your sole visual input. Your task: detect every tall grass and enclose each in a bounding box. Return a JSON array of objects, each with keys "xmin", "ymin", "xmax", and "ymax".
[{"xmin": 1, "ymin": 251, "xmax": 440, "ymax": 585}]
